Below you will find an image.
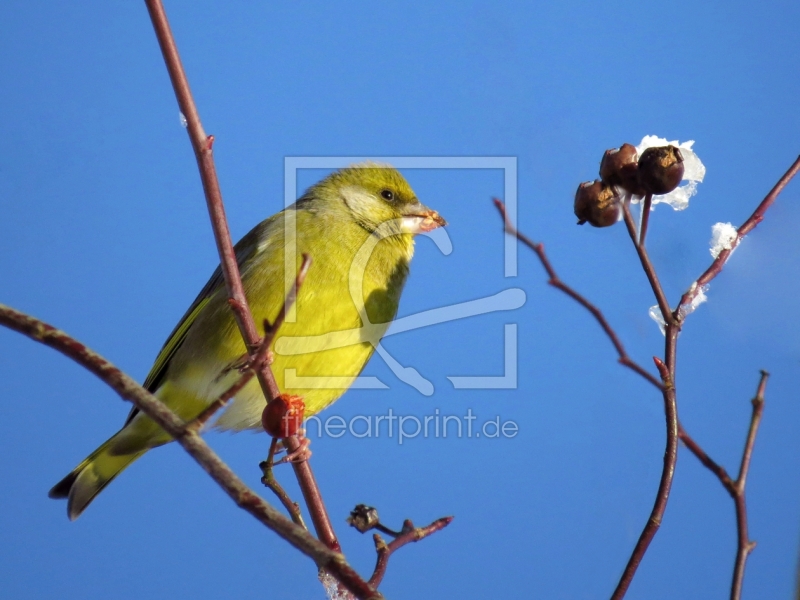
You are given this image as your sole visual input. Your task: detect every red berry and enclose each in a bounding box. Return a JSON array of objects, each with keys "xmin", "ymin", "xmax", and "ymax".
[{"xmin": 261, "ymin": 394, "xmax": 305, "ymax": 438}]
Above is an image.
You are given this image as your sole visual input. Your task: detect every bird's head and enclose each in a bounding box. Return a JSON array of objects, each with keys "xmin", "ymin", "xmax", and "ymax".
[{"xmin": 308, "ymin": 163, "xmax": 446, "ymax": 236}]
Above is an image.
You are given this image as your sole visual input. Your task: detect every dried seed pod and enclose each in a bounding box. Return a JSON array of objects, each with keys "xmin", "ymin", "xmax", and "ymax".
[
  {"xmin": 599, "ymin": 143, "xmax": 644, "ymax": 195},
  {"xmin": 261, "ymin": 393, "xmax": 305, "ymax": 438},
  {"xmin": 347, "ymin": 504, "xmax": 380, "ymax": 533},
  {"xmin": 574, "ymin": 180, "xmax": 620, "ymax": 227},
  {"xmin": 638, "ymin": 145, "xmax": 685, "ymax": 195}
]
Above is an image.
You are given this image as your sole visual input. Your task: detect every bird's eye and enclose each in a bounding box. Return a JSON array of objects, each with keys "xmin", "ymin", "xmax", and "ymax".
[{"xmin": 380, "ymin": 189, "xmax": 394, "ymax": 201}]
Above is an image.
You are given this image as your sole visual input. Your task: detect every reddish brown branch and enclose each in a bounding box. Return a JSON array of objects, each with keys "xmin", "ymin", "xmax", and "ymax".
[
  {"xmin": 611, "ymin": 204, "xmax": 680, "ymax": 600},
  {"xmin": 621, "ymin": 203, "xmax": 675, "ymax": 327},
  {"xmin": 261, "ymin": 438, "xmax": 307, "ymax": 529},
  {"xmin": 679, "ymin": 372, "xmax": 767, "ymax": 600},
  {"xmin": 0, "ymin": 304, "xmax": 381, "ymax": 600},
  {"xmin": 676, "ymin": 155, "xmax": 800, "ymax": 318},
  {"xmin": 188, "ymin": 254, "xmax": 309, "ymax": 433},
  {"xmin": 143, "ymin": 1, "xmax": 274, "ymax": 392},
  {"xmin": 612, "ymin": 333, "xmax": 678, "ymax": 600},
  {"xmin": 186, "ymin": 369, "xmax": 256, "ymax": 433},
  {"xmin": 639, "ymin": 193, "xmax": 653, "ymax": 246},
  {"xmin": 143, "ymin": 0, "xmax": 340, "ymax": 554},
  {"xmin": 368, "ymin": 517, "xmax": 454, "ymax": 588},
  {"xmin": 497, "ymin": 152, "xmax": 793, "ymax": 598},
  {"xmin": 678, "ymin": 425, "xmax": 734, "ymax": 491},
  {"xmin": 493, "ymin": 199, "xmax": 664, "ymax": 392},
  {"xmin": 495, "ymin": 196, "xmax": 679, "ymax": 598}
]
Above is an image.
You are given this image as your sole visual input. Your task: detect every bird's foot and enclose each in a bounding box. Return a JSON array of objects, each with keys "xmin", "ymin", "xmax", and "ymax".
[{"xmin": 273, "ymin": 429, "xmax": 312, "ymax": 464}]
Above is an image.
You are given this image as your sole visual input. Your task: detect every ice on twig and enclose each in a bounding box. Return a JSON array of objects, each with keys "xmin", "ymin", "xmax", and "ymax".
[
  {"xmin": 709, "ymin": 222, "xmax": 738, "ymax": 258},
  {"xmin": 179, "ymin": 112, "xmax": 188, "ymax": 128},
  {"xmin": 320, "ymin": 571, "xmax": 355, "ymax": 600},
  {"xmin": 633, "ymin": 135, "xmax": 706, "ymax": 210},
  {"xmin": 648, "ymin": 282, "xmax": 709, "ymax": 334},
  {"xmin": 649, "ymin": 305, "xmax": 667, "ymax": 336},
  {"xmin": 676, "ymin": 282, "xmax": 710, "ymax": 322}
]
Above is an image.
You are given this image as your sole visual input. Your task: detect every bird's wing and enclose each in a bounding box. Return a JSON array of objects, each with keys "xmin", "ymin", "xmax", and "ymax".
[{"xmin": 123, "ymin": 217, "xmax": 276, "ymax": 426}]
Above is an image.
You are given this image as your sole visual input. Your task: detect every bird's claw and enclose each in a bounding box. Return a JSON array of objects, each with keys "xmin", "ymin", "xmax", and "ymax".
[{"xmin": 274, "ymin": 430, "xmax": 312, "ymax": 464}]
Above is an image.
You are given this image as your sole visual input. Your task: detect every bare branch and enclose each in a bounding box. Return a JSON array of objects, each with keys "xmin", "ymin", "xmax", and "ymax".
[
  {"xmin": 261, "ymin": 438, "xmax": 307, "ymax": 529},
  {"xmin": 611, "ymin": 343, "xmax": 678, "ymax": 600},
  {"xmin": 621, "ymin": 202, "xmax": 675, "ymax": 327},
  {"xmin": 611, "ymin": 207, "xmax": 681, "ymax": 600},
  {"xmin": 494, "ymin": 196, "xmax": 679, "ymax": 599},
  {"xmin": 680, "ymin": 372, "xmax": 768, "ymax": 600},
  {"xmin": 369, "ymin": 517, "xmax": 454, "ymax": 588},
  {"xmin": 493, "ymin": 199, "xmax": 664, "ymax": 391},
  {"xmin": 0, "ymin": 304, "xmax": 381, "ymax": 600},
  {"xmin": 185, "ymin": 254, "xmax": 311, "ymax": 434},
  {"xmin": 678, "ymin": 425, "xmax": 735, "ymax": 494},
  {"xmin": 143, "ymin": 0, "xmax": 340, "ymax": 554},
  {"xmin": 639, "ymin": 193, "xmax": 653, "ymax": 246},
  {"xmin": 499, "ymin": 151, "xmax": 793, "ymax": 598}
]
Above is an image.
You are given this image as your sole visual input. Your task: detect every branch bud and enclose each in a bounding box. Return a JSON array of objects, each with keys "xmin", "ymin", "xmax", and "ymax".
[{"xmin": 347, "ymin": 504, "xmax": 380, "ymax": 533}]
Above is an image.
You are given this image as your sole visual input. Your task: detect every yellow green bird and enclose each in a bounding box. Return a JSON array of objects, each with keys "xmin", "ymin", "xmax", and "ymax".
[{"xmin": 49, "ymin": 164, "xmax": 446, "ymax": 520}]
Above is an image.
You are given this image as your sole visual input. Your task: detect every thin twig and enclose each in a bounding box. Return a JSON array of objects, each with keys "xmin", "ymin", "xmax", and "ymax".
[
  {"xmin": 611, "ymin": 347, "xmax": 678, "ymax": 600},
  {"xmin": 639, "ymin": 194, "xmax": 653, "ymax": 246},
  {"xmin": 493, "ymin": 199, "xmax": 664, "ymax": 391},
  {"xmin": 143, "ymin": 0, "xmax": 340, "ymax": 553},
  {"xmin": 497, "ymin": 152, "xmax": 795, "ymax": 597},
  {"xmin": 0, "ymin": 304, "xmax": 381, "ymax": 600},
  {"xmin": 186, "ymin": 369, "xmax": 256, "ymax": 433},
  {"xmin": 368, "ymin": 517, "xmax": 454, "ymax": 588},
  {"xmin": 256, "ymin": 253, "xmax": 311, "ymax": 368},
  {"xmin": 261, "ymin": 438, "xmax": 307, "ymax": 528},
  {"xmin": 143, "ymin": 1, "xmax": 273, "ymax": 391},
  {"xmin": 676, "ymin": 156, "xmax": 800, "ymax": 319},
  {"xmin": 679, "ymin": 372, "xmax": 768, "ymax": 600},
  {"xmin": 621, "ymin": 202, "xmax": 675, "ymax": 327},
  {"xmin": 677, "ymin": 424, "xmax": 735, "ymax": 493},
  {"xmin": 187, "ymin": 254, "xmax": 311, "ymax": 433},
  {"xmin": 495, "ymin": 197, "xmax": 679, "ymax": 598},
  {"xmin": 611, "ymin": 207, "xmax": 680, "ymax": 600}
]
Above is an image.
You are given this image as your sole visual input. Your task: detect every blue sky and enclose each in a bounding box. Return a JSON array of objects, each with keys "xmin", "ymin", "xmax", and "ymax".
[{"xmin": 1, "ymin": 1, "xmax": 799, "ymax": 598}]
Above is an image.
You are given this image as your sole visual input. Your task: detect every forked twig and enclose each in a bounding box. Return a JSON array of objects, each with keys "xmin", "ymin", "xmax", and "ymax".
[
  {"xmin": 494, "ymin": 199, "xmax": 663, "ymax": 391},
  {"xmin": 679, "ymin": 372, "xmax": 767, "ymax": 600},
  {"xmin": 494, "ymin": 197, "xmax": 679, "ymax": 600},
  {"xmin": 261, "ymin": 437, "xmax": 307, "ymax": 529},
  {"xmin": 369, "ymin": 517, "xmax": 454, "ymax": 588},
  {"xmin": 346, "ymin": 504, "xmax": 453, "ymax": 589},
  {"xmin": 496, "ymin": 153, "xmax": 799, "ymax": 599}
]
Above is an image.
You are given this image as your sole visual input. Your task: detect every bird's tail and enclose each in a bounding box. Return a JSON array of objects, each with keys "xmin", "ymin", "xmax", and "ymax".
[{"xmin": 49, "ymin": 433, "xmax": 145, "ymax": 521}]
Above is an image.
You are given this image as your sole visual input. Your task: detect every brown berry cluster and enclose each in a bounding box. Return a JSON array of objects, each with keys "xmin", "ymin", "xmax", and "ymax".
[{"xmin": 575, "ymin": 143, "xmax": 685, "ymax": 227}]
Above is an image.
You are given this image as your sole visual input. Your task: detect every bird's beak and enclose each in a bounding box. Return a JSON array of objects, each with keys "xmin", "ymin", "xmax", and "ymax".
[{"xmin": 400, "ymin": 202, "xmax": 447, "ymax": 234}]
